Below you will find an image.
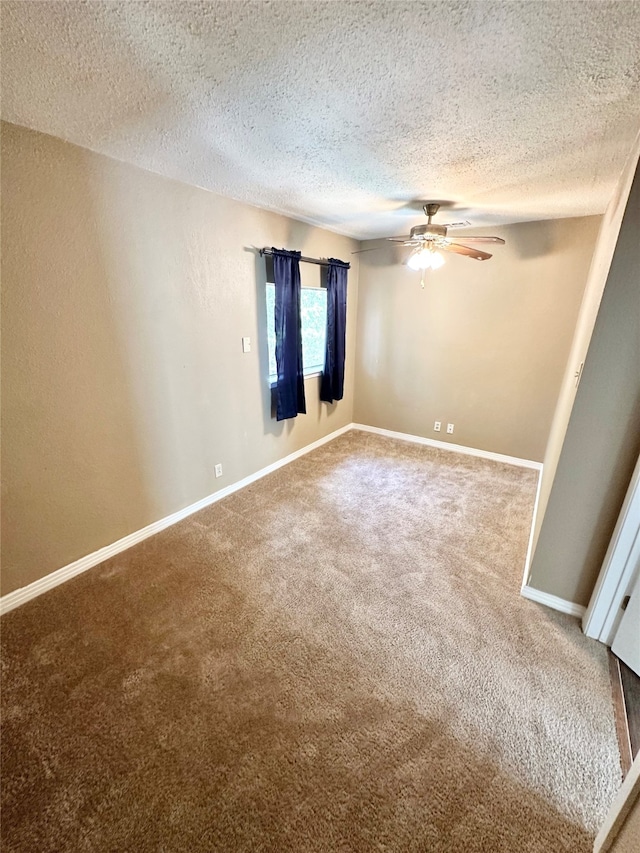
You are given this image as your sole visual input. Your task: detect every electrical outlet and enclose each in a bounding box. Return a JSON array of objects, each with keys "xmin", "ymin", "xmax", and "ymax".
[
  {"xmin": 434, "ymin": 421, "xmax": 441, "ymax": 432},
  {"xmin": 446, "ymin": 423, "xmax": 454, "ymax": 434},
  {"xmin": 215, "ymin": 463, "xmax": 223, "ymax": 478}
]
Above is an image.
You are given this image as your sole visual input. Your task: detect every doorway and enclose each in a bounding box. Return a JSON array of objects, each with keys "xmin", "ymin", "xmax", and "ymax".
[{"xmin": 584, "ymin": 454, "xmax": 640, "ymax": 772}]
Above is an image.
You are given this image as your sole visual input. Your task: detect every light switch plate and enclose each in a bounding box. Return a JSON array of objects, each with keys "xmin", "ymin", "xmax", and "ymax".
[{"xmin": 242, "ymin": 336, "xmax": 251, "ymax": 353}]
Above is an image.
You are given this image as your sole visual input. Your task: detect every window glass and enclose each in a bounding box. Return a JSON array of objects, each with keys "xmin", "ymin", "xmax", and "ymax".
[{"xmin": 266, "ymin": 284, "xmax": 326, "ymax": 380}]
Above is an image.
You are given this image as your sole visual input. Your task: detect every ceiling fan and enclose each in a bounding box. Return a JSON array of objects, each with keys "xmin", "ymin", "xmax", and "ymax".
[
  {"xmin": 392, "ymin": 202, "xmax": 505, "ymax": 263},
  {"xmin": 355, "ymin": 203, "xmax": 505, "ymax": 279}
]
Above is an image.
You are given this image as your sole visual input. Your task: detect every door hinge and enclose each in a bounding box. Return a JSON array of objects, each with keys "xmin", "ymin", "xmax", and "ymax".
[{"xmin": 621, "ymin": 595, "xmax": 631, "ymax": 611}]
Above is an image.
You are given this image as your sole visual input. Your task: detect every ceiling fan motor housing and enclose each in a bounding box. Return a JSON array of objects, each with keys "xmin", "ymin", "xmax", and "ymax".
[{"xmin": 410, "ymin": 223, "xmax": 447, "ymax": 240}]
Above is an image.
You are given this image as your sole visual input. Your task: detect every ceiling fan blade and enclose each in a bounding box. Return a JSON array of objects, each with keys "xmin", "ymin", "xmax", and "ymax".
[
  {"xmin": 440, "ymin": 220, "xmax": 472, "ymax": 229},
  {"xmin": 446, "ymin": 235, "xmax": 505, "ymax": 244},
  {"xmin": 444, "ymin": 243, "xmax": 493, "ymax": 261},
  {"xmin": 352, "ymin": 238, "xmax": 421, "ymax": 254}
]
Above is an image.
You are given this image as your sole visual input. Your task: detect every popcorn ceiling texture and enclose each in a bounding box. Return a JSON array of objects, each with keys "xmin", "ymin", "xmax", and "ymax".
[{"xmin": 2, "ymin": 0, "xmax": 640, "ymax": 239}]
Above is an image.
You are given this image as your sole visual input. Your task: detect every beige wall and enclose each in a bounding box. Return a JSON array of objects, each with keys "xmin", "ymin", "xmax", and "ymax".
[
  {"xmin": 595, "ymin": 755, "xmax": 640, "ymax": 853},
  {"xmin": 528, "ymin": 161, "xmax": 640, "ymax": 605},
  {"xmin": 1, "ymin": 122, "xmax": 359, "ymax": 596},
  {"xmin": 607, "ymin": 794, "xmax": 640, "ymax": 853},
  {"xmin": 530, "ymin": 133, "xmax": 640, "ymax": 558},
  {"xmin": 353, "ymin": 216, "xmax": 600, "ymax": 462},
  {"xmin": 608, "ymin": 800, "xmax": 640, "ymax": 853}
]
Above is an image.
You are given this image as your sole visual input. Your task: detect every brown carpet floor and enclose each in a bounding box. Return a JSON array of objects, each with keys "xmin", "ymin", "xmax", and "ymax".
[{"xmin": 1, "ymin": 431, "xmax": 621, "ymax": 852}]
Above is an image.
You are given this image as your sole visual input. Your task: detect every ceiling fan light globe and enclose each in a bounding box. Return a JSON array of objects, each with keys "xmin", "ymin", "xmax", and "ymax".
[
  {"xmin": 431, "ymin": 251, "xmax": 445, "ymax": 269},
  {"xmin": 408, "ymin": 247, "xmax": 444, "ymax": 271},
  {"xmin": 407, "ymin": 250, "xmax": 426, "ymax": 270}
]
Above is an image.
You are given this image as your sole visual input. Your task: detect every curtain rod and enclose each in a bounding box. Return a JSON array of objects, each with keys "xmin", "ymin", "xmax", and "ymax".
[{"xmin": 259, "ymin": 248, "xmax": 349, "ymax": 269}]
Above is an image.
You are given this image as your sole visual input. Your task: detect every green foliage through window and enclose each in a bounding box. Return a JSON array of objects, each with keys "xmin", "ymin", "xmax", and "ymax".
[{"xmin": 266, "ymin": 284, "xmax": 327, "ymax": 380}]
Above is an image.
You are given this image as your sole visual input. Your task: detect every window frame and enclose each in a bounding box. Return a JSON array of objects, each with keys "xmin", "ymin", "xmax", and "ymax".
[{"xmin": 265, "ymin": 282, "xmax": 327, "ymax": 387}]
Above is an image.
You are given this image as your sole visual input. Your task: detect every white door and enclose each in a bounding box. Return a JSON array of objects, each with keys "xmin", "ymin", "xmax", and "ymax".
[
  {"xmin": 611, "ymin": 568, "xmax": 640, "ymax": 676},
  {"xmin": 584, "ymin": 455, "xmax": 640, "ymax": 646}
]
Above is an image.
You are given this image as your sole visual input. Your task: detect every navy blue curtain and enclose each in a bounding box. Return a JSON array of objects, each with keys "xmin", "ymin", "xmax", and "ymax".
[
  {"xmin": 273, "ymin": 248, "xmax": 306, "ymax": 421},
  {"xmin": 320, "ymin": 258, "xmax": 349, "ymax": 403}
]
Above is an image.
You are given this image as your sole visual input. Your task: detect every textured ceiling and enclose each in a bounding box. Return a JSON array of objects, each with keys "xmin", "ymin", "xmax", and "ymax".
[{"xmin": 2, "ymin": 0, "xmax": 640, "ymax": 239}]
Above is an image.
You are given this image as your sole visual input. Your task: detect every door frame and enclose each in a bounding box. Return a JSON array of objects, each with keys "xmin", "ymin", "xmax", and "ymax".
[
  {"xmin": 583, "ymin": 454, "xmax": 640, "ymax": 645},
  {"xmin": 594, "ymin": 750, "xmax": 640, "ymax": 852}
]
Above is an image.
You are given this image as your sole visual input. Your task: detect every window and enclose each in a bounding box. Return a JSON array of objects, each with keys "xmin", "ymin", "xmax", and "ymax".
[{"xmin": 266, "ymin": 284, "xmax": 326, "ymax": 383}]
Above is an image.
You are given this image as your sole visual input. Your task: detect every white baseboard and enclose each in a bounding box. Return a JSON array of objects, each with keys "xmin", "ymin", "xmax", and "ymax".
[
  {"xmin": 520, "ymin": 584, "xmax": 586, "ymax": 618},
  {"xmin": 351, "ymin": 423, "xmax": 543, "ymax": 470},
  {"xmin": 0, "ymin": 423, "xmax": 352, "ymax": 616},
  {"xmin": 0, "ymin": 421, "xmax": 545, "ymax": 617}
]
